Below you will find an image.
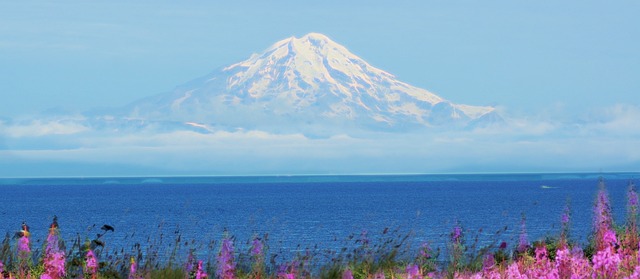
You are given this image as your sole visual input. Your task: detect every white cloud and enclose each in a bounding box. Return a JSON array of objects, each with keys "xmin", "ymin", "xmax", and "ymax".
[
  {"xmin": 0, "ymin": 120, "xmax": 89, "ymax": 137},
  {"xmin": 579, "ymin": 104, "xmax": 640, "ymax": 136},
  {"xmin": 1, "ymin": 104, "xmax": 639, "ymax": 176}
]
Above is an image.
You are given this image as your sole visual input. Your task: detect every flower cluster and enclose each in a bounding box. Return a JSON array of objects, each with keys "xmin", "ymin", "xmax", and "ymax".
[
  {"xmin": 217, "ymin": 237, "xmax": 236, "ymax": 279},
  {"xmin": 41, "ymin": 217, "xmax": 66, "ymax": 279},
  {"xmin": 85, "ymin": 249, "xmax": 98, "ymax": 278}
]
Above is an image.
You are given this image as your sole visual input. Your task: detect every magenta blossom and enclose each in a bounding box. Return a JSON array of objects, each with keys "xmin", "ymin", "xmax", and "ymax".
[
  {"xmin": 603, "ymin": 229, "xmax": 618, "ymax": 247},
  {"xmin": 128, "ymin": 257, "xmax": 137, "ymax": 279},
  {"xmin": 517, "ymin": 217, "xmax": 529, "ymax": 253},
  {"xmin": 451, "ymin": 226, "xmax": 462, "ymax": 243},
  {"xmin": 405, "ymin": 264, "xmax": 421, "ymax": 279},
  {"xmin": 85, "ymin": 249, "xmax": 98, "ymax": 275},
  {"xmin": 45, "ymin": 231, "xmax": 59, "ymax": 254},
  {"xmin": 592, "ymin": 245, "xmax": 621, "ymax": 278},
  {"xmin": 482, "ymin": 254, "xmax": 496, "ymax": 273},
  {"xmin": 42, "ymin": 251, "xmax": 66, "ymax": 279},
  {"xmin": 419, "ymin": 242, "xmax": 432, "ymax": 259},
  {"xmin": 561, "ymin": 211, "xmax": 570, "ymax": 225},
  {"xmin": 342, "ymin": 269, "xmax": 353, "ymax": 279},
  {"xmin": 217, "ymin": 237, "xmax": 236, "ymax": 279},
  {"xmin": 18, "ymin": 235, "xmax": 30, "ymax": 257},
  {"xmin": 195, "ymin": 260, "xmax": 208, "ymax": 279},
  {"xmin": 251, "ymin": 237, "xmax": 263, "ymax": 257},
  {"xmin": 535, "ymin": 245, "xmax": 548, "ymax": 261}
]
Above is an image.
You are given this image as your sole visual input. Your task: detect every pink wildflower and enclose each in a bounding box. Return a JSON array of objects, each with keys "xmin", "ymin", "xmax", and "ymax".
[
  {"xmin": 85, "ymin": 249, "xmax": 98, "ymax": 276},
  {"xmin": 506, "ymin": 262, "xmax": 525, "ymax": 278},
  {"xmin": 185, "ymin": 250, "xmax": 195, "ymax": 276},
  {"xmin": 195, "ymin": 260, "xmax": 208, "ymax": 279},
  {"xmin": 18, "ymin": 235, "xmax": 30, "ymax": 257},
  {"xmin": 419, "ymin": 242, "xmax": 432, "ymax": 259},
  {"xmin": 45, "ymin": 231, "xmax": 59, "ymax": 254},
  {"xmin": 87, "ymin": 250, "xmax": 98, "ymax": 273},
  {"xmin": 342, "ymin": 269, "xmax": 353, "ymax": 279},
  {"xmin": 535, "ymin": 245, "xmax": 548, "ymax": 261},
  {"xmin": 373, "ymin": 271, "xmax": 385, "ymax": 279},
  {"xmin": 594, "ymin": 178, "xmax": 614, "ymax": 251},
  {"xmin": 405, "ymin": 264, "xmax": 421, "ymax": 279},
  {"xmin": 128, "ymin": 257, "xmax": 137, "ymax": 279},
  {"xmin": 451, "ymin": 226, "xmax": 462, "ymax": 243},
  {"xmin": 251, "ymin": 238, "xmax": 263, "ymax": 257},
  {"xmin": 555, "ymin": 247, "xmax": 570, "ymax": 272},
  {"xmin": 217, "ymin": 237, "xmax": 236, "ymax": 279},
  {"xmin": 517, "ymin": 216, "xmax": 529, "ymax": 253},
  {"xmin": 277, "ymin": 262, "xmax": 298, "ymax": 279},
  {"xmin": 629, "ymin": 265, "xmax": 640, "ymax": 279},
  {"xmin": 41, "ymin": 217, "xmax": 66, "ymax": 279},
  {"xmin": 592, "ymin": 245, "xmax": 621, "ymax": 278},
  {"xmin": 603, "ymin": 229, "xmax": 618, "ymax": 247},
  {"xmin": 42, "ymin": 251, "xmax": 66, "ymax": 279}
]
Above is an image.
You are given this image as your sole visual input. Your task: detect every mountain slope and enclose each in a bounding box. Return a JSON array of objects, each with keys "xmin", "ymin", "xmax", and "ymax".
[{"xmin": 125, "ymin": 33, "xmax": 499, "ymax": 134}]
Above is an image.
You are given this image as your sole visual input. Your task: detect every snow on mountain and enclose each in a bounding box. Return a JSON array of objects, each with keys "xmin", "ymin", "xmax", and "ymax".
[{"xmin": 125, "ymin": 33, "xmax": 500, "ymax": 134}]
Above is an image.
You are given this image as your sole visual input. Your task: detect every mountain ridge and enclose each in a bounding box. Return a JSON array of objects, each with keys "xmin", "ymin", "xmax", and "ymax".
[{"xmin": 120, "ymin": 33, "xmax": 502, "ymax": 134}]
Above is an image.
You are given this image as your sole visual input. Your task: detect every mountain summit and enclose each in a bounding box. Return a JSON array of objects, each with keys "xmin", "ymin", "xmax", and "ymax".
[{"xmin": 126, "ymin": 33, "xmax": 499, "ymax": 134}]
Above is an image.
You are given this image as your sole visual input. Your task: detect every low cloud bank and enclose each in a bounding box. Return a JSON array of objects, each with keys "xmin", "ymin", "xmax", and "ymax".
[{"xmin": 0, "ymin": 104, "xmax": 638, "ymax": 177}]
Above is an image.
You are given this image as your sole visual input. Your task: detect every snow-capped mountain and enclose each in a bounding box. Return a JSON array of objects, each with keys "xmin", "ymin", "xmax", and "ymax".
[{"xmin": 124, "ymin": 33, "xmax": 500, "ymax": 134}]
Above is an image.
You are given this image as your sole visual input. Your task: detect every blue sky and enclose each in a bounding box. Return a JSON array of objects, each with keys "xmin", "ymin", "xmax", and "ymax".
[
  {"xmin": 1, "ymin": 1, "xmax": 638, "ymax": 116},
  {"xmin": 0, "ymin": 1, "xmax": 639, "ymax": 176}
]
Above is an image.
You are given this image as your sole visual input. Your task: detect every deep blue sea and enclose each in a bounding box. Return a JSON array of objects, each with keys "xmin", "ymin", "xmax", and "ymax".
[{"xmin": 0, "ymin": 173, "xmax": 638, "ymax": 263}]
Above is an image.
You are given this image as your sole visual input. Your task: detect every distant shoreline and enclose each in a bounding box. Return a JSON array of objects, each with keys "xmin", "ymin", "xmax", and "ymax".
[{"xmin": 1, "ymin": 171, "xmax": 638, "ymax": 185}]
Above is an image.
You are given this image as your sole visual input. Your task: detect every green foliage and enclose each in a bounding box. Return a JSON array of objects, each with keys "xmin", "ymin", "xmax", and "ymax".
[{"xmin": 149, "ymin": 267, "xmax": 186, "ymax": 278}]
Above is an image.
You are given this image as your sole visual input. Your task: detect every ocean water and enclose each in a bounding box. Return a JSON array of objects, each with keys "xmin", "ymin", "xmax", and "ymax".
[{"xmin": 0, "ymin": 173, "xmax": 637, "ymax": 263}]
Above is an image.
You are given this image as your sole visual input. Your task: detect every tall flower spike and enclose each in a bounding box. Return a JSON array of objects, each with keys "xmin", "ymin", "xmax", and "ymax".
[
  {"xmin": 217, "ymin": 237, "xmax": 236, "ymax": 279},
  {"xmin": 195, "ymin": 260, "xmax": 208, "ymax": 279},
  {"xmin": 42, "ymin": 223, "xmax": 67, "ymax": 279},
  {"xmin": 559, "ymin": 202, "xmax": 571, "ymax": 248},
  {"xmin": 628, "ymin": 181, "xmax": 638, "ymax": 229},
  {"xmin": 85, "ymin": 249, "xmax": 98, "ymax": 278},
  {"xmin": 128, "ymin": 257, "xmax": 137, "ymax": 279},
  {"xmin": 451, "ymin": 225, "xmax": 462, "ymax": 243},
  {"xmin": 342, "ymin": 269, "xmax": 353, "ymax": 279},
  {"xmin": 405, "ymin": 264, "xmax": 421, "ymax": 279},
  {"xmin": 517, "ymin": 215, "xmax": 529, "ymax": 253},
  {"xmin": 251, "ymin": 237, "xmax": 263, "ymax": 257},
  {"xmin": 594, "ymin": 178, "xmax": 614, "ymax": 251}
]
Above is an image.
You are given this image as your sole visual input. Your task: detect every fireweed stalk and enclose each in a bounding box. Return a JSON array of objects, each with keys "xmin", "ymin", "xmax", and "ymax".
[
  {"xmin": 517, "ymin": 214, "xmax": 529, "ymax": 254},
  {"xmin": 559, "ymin": 202, "xmax": 571, "ymax": 249},
  {"xmin": 41, "ymin": 216, "xmax": 66, "ymax": 279},
  {"xmin": 217, "ymin": 236, "xmax": 236, "ymax": 279},
  {"xmin": 250, "ymin": 236, "xmax": 266, "ymax": 278},
  {"xmin": 592, "ymin": 229, "xmax": 622, "ymax": 278},
  {"xmin": 195, "ymin": 260, "xmax": 208, "ymax": 279},
  {"xmin": 448, "ymin": 223, "xmax": 465, "ymax": 275},
  {"xmin": 129, "ymin": 256, "xmax": 138, "ymax": 279},
  {"xmin": 625, "ymin": 182, "xmax": 640, "ymax": 249},
  {"xmin": 594, "ymin": 177, "xmax": 614, "ymax": 251},
  {"xmin": 621, "ymin": 182, "xmax": 640, "ymax": 274},
  {"xmin": 17, "ymin": 221, "xmax": 31, "ymax": 277},
  {"xmin": 84, "ymin": 249, "xmax": 98, "ymax": 279}
]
